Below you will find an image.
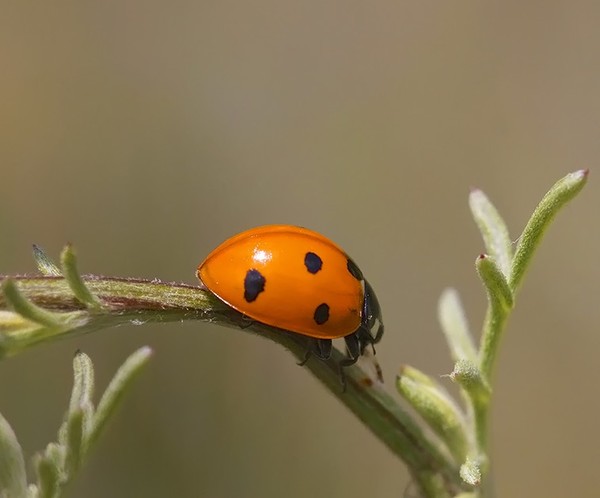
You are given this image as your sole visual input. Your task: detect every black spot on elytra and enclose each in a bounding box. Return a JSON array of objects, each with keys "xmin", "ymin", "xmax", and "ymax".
[
  {"xmin": 346, "ymin": 258, "xmax": 363, "ymax": 281},
  {"xmin": 244, "ymin": 269, "xmax": 266, "ymax": 302},
  {"xmin": 304, "ymin": 252, "xmax": 323, "ymax": 274},
  {"xmin": 313, "ymin": 303, "xmax": 330, "ymax": 325}
]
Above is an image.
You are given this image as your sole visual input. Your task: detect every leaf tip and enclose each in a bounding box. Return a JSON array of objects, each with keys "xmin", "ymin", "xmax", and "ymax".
[
  {"xmin": 138, "ymin": 345, "xmax": 154, "ymax": 357},
  {"xmin": 32, "ymin": 244, "xmax": 62, "ymax": 276},
  {"xmin": 569, "ymin": 168, "xmax": 590, "ymax": 185}
]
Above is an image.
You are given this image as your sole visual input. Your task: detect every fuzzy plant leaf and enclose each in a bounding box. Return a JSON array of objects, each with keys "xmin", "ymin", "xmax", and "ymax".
[
  {"xmin": 469, "ymin": 189, "xmax": 513, "ymax": 277},
  {"xmin": 32, "ymin": 245, "xmax": 62, "ymax": 277},
  {"xmin": 476, "ymin": 255, "xmax": 513, "ymax": 311},
  {"xmin": 62, "ymin": 408, "xmax": 85, "ymax": 478},
  {"xmin": 86, "ymin": 346, "xmax": 153, "ymax": 450},
  {"xmin": 476, "ymin": 254, "xmax": 513, "ymax": 381},
  {"xmin": 509, "ymin": 169, "xmax": 588, "ymax": 292},
  {"xmin": 2, "ymin": 279, "xmax": 63, "ymax": 328},
  {"xmin": 69, "ymin": 351, "xmax": 96, "ymax": 412},
  {"xmin": 438, "ymin": 289, "xmax": 477, "ymax": 364},
  {"xmin": 58, "ymin": 351, "xmax": 96, "ymax": 475},
  {"xmin": 462, "ymin": 170, "xmax": 587, "ymax": 492},
  {"xmin": 24, "ymin": 348, "xmax": 153, "ymax": 498},
  {"xmin": 450, "ymin": 359, "xmax": 490, "ymax": 407},
  {"xmin": 397, "ymin": 366, "xmax": 470, "ymax": 464},
  {"xmin": 33, "ymin": 457, "xmax": 57, "ymax": 498},
  {"xmin": 60, "ymin": 245, "xmax": 103, "ymax": 310},
  {"xmin": 460, "ymin": 457, "xmax": 482, "ymax": 487},
  {"xmin": 0, "ymin": 412, "xmax": 28, "ymax": 498}
]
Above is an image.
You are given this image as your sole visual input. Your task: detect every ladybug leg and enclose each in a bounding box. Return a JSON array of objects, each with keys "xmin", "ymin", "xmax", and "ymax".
[
  {"xmin": 367, "ymin": 322, "xmax": 383, "ymax": 355},
  {"xmin": 315, "ymin": 338, "xmax": 332, "ymax": 360},
  {"xmin": 364, "ymin": 327, "xmax": 379, "ymax": 355},
  {"xmin": 343, "ymin": 333, "xmax": 361, "ymax": 364},
  {"xmin": 297, "ymin": 348, "xmax": 312, "ymax": 366},
  {"xmin": 353, "ymin": 325, "xmax": 374, "ymax": 355},
  {"xmin": 339, "ymin": 369, "xmax": 348, "ymax": 392},
  {"xmin": 362, "ymin": 279, "xmax": 384, "ymax": 349},
  {"xmin": 329, "ymin": 333, "xmax": 359, "ymax": 391},
  {"xmin": 371, "ymin": 321, "xmax": 384, "ymax": 345},
  {"xmin": 297, "ymin": 339, "xmax": 332, "ymax": 366},
  {"xmin": 239, "ymin": 316, "xmax": 255, "ymax": 329}
]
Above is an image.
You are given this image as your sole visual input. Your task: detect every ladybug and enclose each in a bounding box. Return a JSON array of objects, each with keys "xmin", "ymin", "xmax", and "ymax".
[{"xmin": 197, "ymin": 225, "xmax": 384, "ymax": 373}]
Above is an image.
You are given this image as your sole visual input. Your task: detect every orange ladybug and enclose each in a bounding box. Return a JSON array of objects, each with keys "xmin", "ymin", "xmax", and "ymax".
[{"xmin": 197, "ymin": 225, "xmax": 383, "ymax": 370}]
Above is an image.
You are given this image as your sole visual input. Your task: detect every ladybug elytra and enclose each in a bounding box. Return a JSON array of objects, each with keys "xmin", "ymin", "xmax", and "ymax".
[{"xmin": 197, "ymin": 225, "xmax": 384, "ymax": 373}]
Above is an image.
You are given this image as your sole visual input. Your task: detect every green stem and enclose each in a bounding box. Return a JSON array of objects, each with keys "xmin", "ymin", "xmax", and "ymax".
[
  {"xmin": 473, "ymin": 254, "xmax": 513, "ymax": 486},
  {"xmin": 0, "ymin": 275, "xmax": 463, "ymax": 496}
]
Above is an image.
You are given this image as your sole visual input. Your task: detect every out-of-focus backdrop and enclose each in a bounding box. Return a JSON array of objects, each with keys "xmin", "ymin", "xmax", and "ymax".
[{"xmin": 1, "ymin": 2, "xmax": 599, "ymax": 497}]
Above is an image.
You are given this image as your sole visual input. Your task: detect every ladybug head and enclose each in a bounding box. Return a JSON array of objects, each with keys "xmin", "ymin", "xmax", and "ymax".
[{"xmin": 339, "ymin": 278, "xmax": 385, "ymax": 378}]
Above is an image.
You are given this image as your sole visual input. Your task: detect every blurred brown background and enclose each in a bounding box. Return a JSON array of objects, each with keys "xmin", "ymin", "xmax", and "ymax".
[{"xmin": 1, "ymin": 2, "xmax": 599, "ymax": 497}]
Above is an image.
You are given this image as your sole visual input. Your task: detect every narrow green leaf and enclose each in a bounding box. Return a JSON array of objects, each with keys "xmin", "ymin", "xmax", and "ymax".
[
  {"xmin": 62, "ymin": 408, "xmax": 84, "ymax": 476},
  {"xmin": 0, "ymin": 311, "xmax": 89, "ymax": 361},
  {"xmin": 1, "ymin": 280, "xmax": 62, "ymax": 328},
  {"xmin": 510, "ymin": 169, "xmax": 589, "ymax": 292},
  {"xmin": 0, "ymin": 412, "xmax": 28, "ymax": 498},
  {"xmin": 61, "ymin": 245, "xmax": 103, "ymax": 310},
  {"xmin": 35, "ymin": 463, "xmax": 57, "ymax": 498},
  {"xmin": 417, "ymin": 473, "xmax": 453, "ymax": 498},
  {"xmin": 438, "ymin": 288, "xmax": 477, "ymax": 363},
  {"xmin": 476, "ymin": 255, "xmax": 513, "ymax": 311},
  {"xmin": 27, "ymin": 484, "xmax": 39, "ymax": 498},
  {"xmin": 476, "ymin": 255, "xmax": 513, "ymax": 381},
  {"xmin": 0, "ymin": 311, "xmax": 37, "ymax": 333},
  {"xmin": 469, "ymin": 189, "xmax": 513, "ymax": 277},
  {"xmin": 397, "ymin": 366, "xmax": 470, "ymax": 464},
  {"xmin": 450, "ymin": 359, "xmax": 491, "ymax": 406},
  {"xmin": 69, "ymin": 351, "xmax": 95, "ymax": 413},
  {"xmin": 41, "ymin": 443, "xmax": 64, "ymax": 474},
  {"xmin": 69, "ymin": 351, "xmax": 96, "ymax": 440},
  {"xmin": 85, "ymin": 347, "xmax": 153, "ymax": 452},
  {"xmin": 451, "ymin": 360, "xmax": 491, "ymax": 452},
  {"xmin": 460, "ymin": 456, "xmax": 482, "ymax": 486},
  {"xmin": 34, "ymin": 448, "xmax": 61, "ymax": 498},
  {"xmin": 32, "ymin": 245, "xmax": 62, "ymax": 277}
]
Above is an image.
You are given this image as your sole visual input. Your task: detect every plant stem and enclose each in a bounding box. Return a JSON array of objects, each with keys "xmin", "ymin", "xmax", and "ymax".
[{"xmin": 0, "ymin": 275, "xmax": 463, "ymax": 496}]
